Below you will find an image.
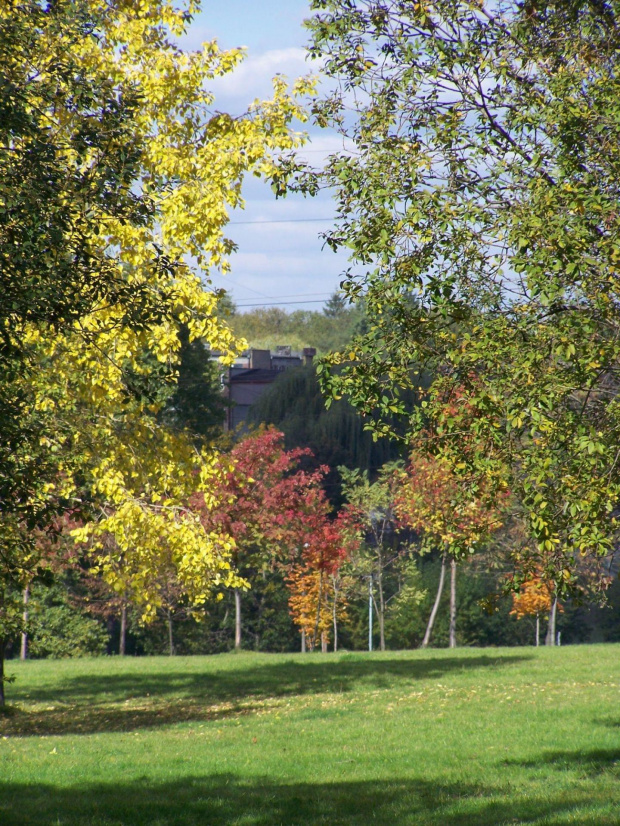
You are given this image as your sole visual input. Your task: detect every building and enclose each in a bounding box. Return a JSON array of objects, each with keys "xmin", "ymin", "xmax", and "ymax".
[{"xmin": 223, "ymin": 346, "xmax": 316, "ymax": 431}]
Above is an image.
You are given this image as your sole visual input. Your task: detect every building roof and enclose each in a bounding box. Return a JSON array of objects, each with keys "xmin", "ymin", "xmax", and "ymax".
[{"xmin": 227, "ymin": 368, "xmax": 281, "ymax": 383}]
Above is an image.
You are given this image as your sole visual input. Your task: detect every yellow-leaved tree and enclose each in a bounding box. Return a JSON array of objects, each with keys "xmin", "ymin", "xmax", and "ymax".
[{"xmin": 0, "ymin": 0, "xmax": 314, "ymax": 701}]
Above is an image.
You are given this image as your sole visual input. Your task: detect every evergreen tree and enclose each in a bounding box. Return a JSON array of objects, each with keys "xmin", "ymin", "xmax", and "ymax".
[{"xmin": 248, "ymin": 365, "xmax": 406, "ymax": 504}]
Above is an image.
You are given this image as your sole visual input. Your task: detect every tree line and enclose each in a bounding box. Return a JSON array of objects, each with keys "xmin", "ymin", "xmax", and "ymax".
[
  {"xmin": 9, "ymin": 425, "xmax": 619, "ymax": 664},
  {"xmin": 4, "ymin": 0, "xmax": 620, "ymax": 703}
]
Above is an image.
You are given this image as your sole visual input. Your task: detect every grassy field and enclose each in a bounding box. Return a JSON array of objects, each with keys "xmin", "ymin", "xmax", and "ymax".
[{"xmin": 0, "ymin": 646, "xmax": 619, "ymax": 825}]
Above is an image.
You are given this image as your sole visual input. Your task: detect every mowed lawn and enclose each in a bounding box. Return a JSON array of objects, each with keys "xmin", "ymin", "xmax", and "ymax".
[{"xmin": 0, "ymin": 646, "xmax": 619, "ymax": 825}]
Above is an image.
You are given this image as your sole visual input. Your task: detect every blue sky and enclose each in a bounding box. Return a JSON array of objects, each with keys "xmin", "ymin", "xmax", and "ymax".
[{"xmin": 183, "ymin": 1, "xmax": 349, "ymax": 312}]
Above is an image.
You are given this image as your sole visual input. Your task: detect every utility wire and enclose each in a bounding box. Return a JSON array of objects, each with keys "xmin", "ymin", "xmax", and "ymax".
[
  {"xmin": 235, "ymin": 299, "xmax": 331, "ymax": 308},
  {"xmin": 236, "ymin": 291, "xmax": 333, "ymax": 302},
  {"xmin": 228, "ymin": 217, "xmax": 333, "ymax": 225}
]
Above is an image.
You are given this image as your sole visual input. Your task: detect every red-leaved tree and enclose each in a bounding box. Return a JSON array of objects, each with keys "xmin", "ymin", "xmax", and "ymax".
[
  {"xmin": 193, "ymin": 427, "xmax": 331, "ymax": 649},
  {"xmin": 286, "ymin": 507, "xmax": 355, "ymax": 652}
]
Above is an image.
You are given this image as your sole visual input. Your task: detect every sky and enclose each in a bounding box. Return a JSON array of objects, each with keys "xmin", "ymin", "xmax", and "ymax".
[{"xmin": 183, "ymin": 1, "xmax": 350, "ymax": 313}]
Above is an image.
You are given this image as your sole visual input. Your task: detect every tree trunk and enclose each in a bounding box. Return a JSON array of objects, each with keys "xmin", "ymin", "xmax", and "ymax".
[
  {"xmin": 535, "ymin": 614, "xmax": 540, "ymax": 647},
  {"xmin": 378, "ymin": 570, "xmax": 386, "ymax": 651},
  {"xmin": 119, "ymin": 597, "xmax": 128, "ymax": 656},
  {"xmin": 0, "ymin": 586, "xmax": 5, "ymax": 706},
  {"xmin": 167, "ymin": 610, "xmax": 175, "ymax": 656},
  {"xmin": 20, "ymin": 584, "xmax": 30, "ymax": 661},
  {"xmin": 234, "ymin": 589, "xmax": 242, "ymax": 650},
  {"xmin": 0, "ymin": 636, "xmax": 5, "ymax": 708},
  {"xmin": 449, "ymin": 558, "xmax": 457, "ymax": 649},
  {"xmin": 313, "ymin": 573, "xmax": 324, "ymax": 650},
  {"xmin": 421, "ymin": 553, "xmax": 447, "ymax": 649},
  {"xmin": 321, "ymin": 631, "xmax": 327, "ymax": 653},
  {"xmin": 332, "ymin": 582, "xmax": 338, "ymax": 653},
  {"xmin": 545, "ymin": 596, "xmax": 558, "ymax": 646},
  {"xmin": 301, "ymin": 629, "xmax": 306, "ymax": 653},
  {"xmin": 368, "ymin": 575, "xmax": 373, "ymax": 652}
]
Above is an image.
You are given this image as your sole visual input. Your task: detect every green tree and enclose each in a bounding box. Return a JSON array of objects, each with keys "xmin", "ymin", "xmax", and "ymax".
[
  {"xmin": 291, "ymin": 0, "xmax": 620, "ymax": 593},
  {"xmin": 340, "ymin": 464, "xmax": 405, "ymax": 650},
  {"xmin": 323, "ymin": 291, "xmax": 348, "ymax": 319},
  {"xmin": 0, "ymin": 0, "xmax": 312, "ymax": 704},
  {"xmin": 231, "ymin": 300, "xmax": 367, "ymax": 355},
  {"xmin": 24, "ymin": 584, "xmax": 108, "ymax": 660},
  {"xmin": 249, "ymin": 364, "xmax": 406, "ymax": 505},
  {"xmin": 161, "ymin": 324, "xmax": 228, "ymax": 443}
]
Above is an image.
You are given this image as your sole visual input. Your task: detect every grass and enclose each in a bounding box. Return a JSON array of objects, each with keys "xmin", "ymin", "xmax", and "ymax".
[{"xmin": 0, "ymin": 645, "xmax": 619, "ymax": 825}]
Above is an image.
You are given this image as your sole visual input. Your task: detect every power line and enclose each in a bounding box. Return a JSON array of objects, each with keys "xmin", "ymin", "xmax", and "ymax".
[
  {"xmin": 236, "ymin": 292, "xmax": 333, "ymax": 302},
  {"xmin": 208, "ymin": 276, "xmax": 271, "ymax": 299},
  {"xmin": 235, "ymin": 299, "xmax": 331, "ymax": 308},
  {"xmin": 228, "ymin": 217, "xmax": 333, "ymax": 225}
]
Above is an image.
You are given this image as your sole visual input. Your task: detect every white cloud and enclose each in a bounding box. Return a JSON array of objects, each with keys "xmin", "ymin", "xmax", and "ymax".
[{"xmin": 208, "ymin": 47, "xmax": 316, "ymax": 103}]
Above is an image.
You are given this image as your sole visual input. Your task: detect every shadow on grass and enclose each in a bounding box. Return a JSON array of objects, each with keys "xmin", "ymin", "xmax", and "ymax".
[
  {"xmin": 0, "ymin": 773, "xmax": 615, "ymax": 826},
  {"xmin": 509, "ymin": 748, "xmax": 620, "ymax": 777},
  {"xmin": 594, "ymin": 716, "xmax": 620, "ymax": 729},
  {"xmin": 1, "ymin": 654, "xmax": 531, "ymax": 737}
]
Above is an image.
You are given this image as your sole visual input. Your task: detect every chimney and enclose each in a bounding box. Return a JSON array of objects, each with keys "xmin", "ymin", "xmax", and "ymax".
[
  {"xmin": 249, "ymin": 348, "xmax": 271, "ymax": 370},
  {"xmin": 303, "ymin": 347, "xmax": 316, "ymax": 366}
]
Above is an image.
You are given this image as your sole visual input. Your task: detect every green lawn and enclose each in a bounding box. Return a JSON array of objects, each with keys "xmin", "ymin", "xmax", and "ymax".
[{"xmin": 0, "ymin": 646, "xmax": 618, "ymax": 825}]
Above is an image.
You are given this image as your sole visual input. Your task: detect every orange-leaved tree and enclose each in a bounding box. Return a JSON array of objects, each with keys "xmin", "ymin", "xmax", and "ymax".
[
  {"xmin": 510, "ymin": 573, "xmax": 556, "ymax": 647},
  {"xmin": 286, "ymin": 509, "xmax": 355, "ymax": 652},
  {"xmin": 396, "ymin": 451, "xmax": 507, "ymax": 648}
]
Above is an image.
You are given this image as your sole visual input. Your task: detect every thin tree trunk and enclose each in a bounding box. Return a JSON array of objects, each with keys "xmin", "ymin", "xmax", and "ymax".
[
  {"xmin": 167, "ymin": 609, "xmax": 175, "ymax": 656},
  {"xmin": 368, "ymin": 575, "xmax": 373, "ymax": 652},
  {"xmin": 0, "ymin": 585, "xmax": 5, "ymax": 706},
  {"xmin": 20, "ymin": 585, "xmax": 30, "ymax": 661},
  {"xmin": 545, "ymin": 596, "xmax": 558, "ymax": 646},
  {"xmin": 535, "ymin": 614, "xmax": 540, "ymax": 647},
  {"xmin": 421, "ymin": 553, "xmax": 447, "ymax": 649},
  {"xmin": 313, "ymin": 573, "xmax": 324, "ymax": 650},
  {"xmin": 449, "ymin": 558, "xmax": 457, "ymax": 649},
  {"xmin": 301, "ymin": 630, "xmax": 306, "ymax": 653},
  {"xmin": 234, "ymin": 589, "xmax": 242, "ymax": 650},
  {"xmin": 0, "ymin": 637, "xmax": 5, "ymax": 708},
  {"xmin": 321, "ymin": 631, "xmax": 327, "ymax": 653},
  {"xmin": 119, "ymin": 596, "xmax": 128, "ymax": 656},
  {"xmin": 378, "ymin": 571, "xmax": 386, "ymax": 651},
  {"xmin": 332, "ymin": 581, "xmax": 338, "ymax": 653}
]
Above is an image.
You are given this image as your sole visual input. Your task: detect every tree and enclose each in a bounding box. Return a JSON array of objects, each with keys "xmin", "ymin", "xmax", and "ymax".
[
  {"xmin": 286, "ymin": 512, "xmax": 352, "ymax": 652},
  {"xmin": 248, "ymin": 364, "xmax": 407, "ymax": 507},
  {"xmin": 339, "ymin": 464, "xmax": 403, "ymax": 651},
  {"xmin": 289, "ymin": 0, "xmax": 620, "ymax": 595},
  {"xmin": 160, "ymin": 324, "xmax": 228, "ymax": 444},
  {"xmin": 510, "ymin": 575, "xmax": 555, "ymax": 648},
  {"xmin": 231, "ymin": 301, "xmax": 367, "ymax": 355},
  {"xmin": 323, "ymin": 291, "xmax": 348, "ymax": 319},
  {"xmin": 395, "ymin": 452, "xmax": 506, "ymax": 648},
  {"xmin": 0, "ymin": 0, "xmax": 312, "ymax": 704},
  {"xmin": 193, "ymin": 428, "xmax": 330, "ymax": 649}
]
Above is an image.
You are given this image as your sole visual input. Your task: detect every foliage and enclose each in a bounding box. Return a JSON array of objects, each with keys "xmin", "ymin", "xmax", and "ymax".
[
  {"xmin": 291, "ymin": 0, "xmax": 620, "ymax": 591},
  {"xmin": 25, "ymin": 585, "xmax": 108, "ymax": 660},
  {"xmin": 510, "ymin": 576, "xmax": 555, "ymax": 621},
  {"xmin": 339, "ymin": 463, "xmax": 406, "ymax": 649},
  {"xmin": 0, "ymin": 0, "xmax": 312, "ymax": 598},
  {"xmin": 159, "ymin": 324, "xmax": 228, "ymax": 443},
  {"xmin": 195, "ymin": 428, "xmax": 326, "ymax": 570},
  {"xmin": 384, "ymin": 557, "xmax": 427, "ymax": 648},
  {"xmin": 395, "ymin": 452, "xmax": 506, "ymax": 559},
  {"xmin": 0, "ymin": 0, "xmax": 314, "ymax": 702},
  {"xmin": 248, "ymin": 364, "xmax": 406, "ymax": 506},
  {"xmin": 193, "ymin": 427, "xmax": 342, "ymax": 647},
  {"xmin": 286, "ymin": 512, "xmax": 354, "ymax": 649},
  {"xmin": 230, "ymin": 294, "xmax": 366, "ymax": 355}
]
